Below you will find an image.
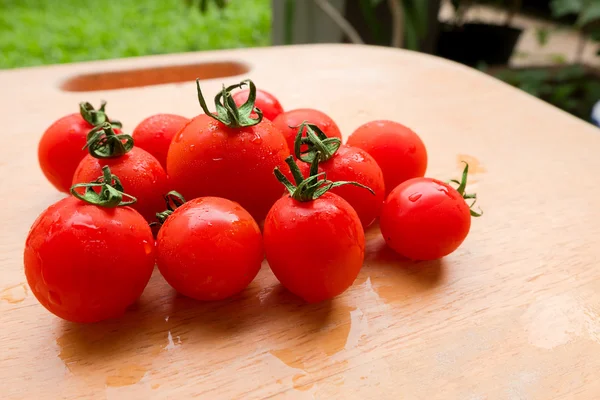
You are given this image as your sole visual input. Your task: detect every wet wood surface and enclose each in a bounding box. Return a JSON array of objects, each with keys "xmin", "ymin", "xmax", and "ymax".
[{"xmin": 1, "ymin": 44, "xmax": 600, "ymax": 399}]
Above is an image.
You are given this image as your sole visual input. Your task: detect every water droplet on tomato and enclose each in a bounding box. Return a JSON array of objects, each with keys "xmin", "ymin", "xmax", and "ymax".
[
  {"xmin": 48, "ymin": 290, "xmax": 62, "ymax": 306},
  {"xmin": 212, "ymin": 157, "xmax": 223, "ymax": 161},
  {"xmin": 251, "ymin": 135, "xmax": 263, "ymax": 145},
  {"xmin": 408, "ymin": 193, "xmax": 422, "ymax": 202},
  {"xmin": 142, "ymin": 240, "xmax": 153, "ymax": 255},
  {"xmin": 190, "ymin": 144, "xmax": 196, "ymax": 151},
  {"xmin": 207, "ymin": 222, "xmax": 213, "ymax": 227}
]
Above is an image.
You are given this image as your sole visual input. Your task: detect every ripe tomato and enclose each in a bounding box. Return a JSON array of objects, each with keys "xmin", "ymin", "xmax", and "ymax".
[
  {"xmin": 24, "ymin": 168, "xmax": 155, "ymax": 323},
  {"xmin": 167, "ymin": 79, "xmax": 290, "ymax": 222},
  {"xmin": 156, "ymin": 195, "xmax": 263, "ymax": 301},
  {"xmin": 38, "ymin": 101, "xmax": 121, "ymax": 193},
  {"xmin": 272, "ymin": 108, "xmax": 342, "ymax": 157},
  {"xmin": 232, "ymin": 88, "xmax": 284, "ymax": 121},
  {"xmin": 295, "ymin": 123, "xmax": 385, "ymax": 228},
  {"xmin": 132, "ymin": 114, "xmax": 190, "ymax": 169},
  {"xmin": 347, "ymin": 120, "xmax": 427, "ymax": 194},
  {"xmin": 264, "ymin": 157, "xmax": 366, "ymax": 303},
  {"xmin": 72, "ymin": 123, "xmax": 169, "ymax": 223},
  {"xmin": 379, "ymin": 163, "xmax": 481, "ymax": 261}
]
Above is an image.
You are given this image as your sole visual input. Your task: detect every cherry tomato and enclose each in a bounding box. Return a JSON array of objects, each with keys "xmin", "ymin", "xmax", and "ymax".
[
  {"xmin": 232, "ymin": 88, "xmax": 284, "ymax": 121},
  {"xmin": 72, "ymin": 124, "xmax": 169, "ymax": 223},
  {"xmin": 272, "ymin": 109, "xmax": 342, "ymax": 156},
  {"xmin": 132, "ymin": 114, "xmax": 191, "ymax": 169},
  {"xmin": 380, "ymin": 164, "xmax": 480, "ymax": 261},
  {"xmin": 24, "ymin": 171, "xmax": 155, "ymax": 323},
  {"xmin": 167, "ymin": 80, "xmax": 290, "ymax": 222},
  {"xmin": 347, "ymin": 120, "xmax": 427, "ymax": 194},
  {"xmin": 38, "ymin": 101, "xmax": 121, "ymax": 193},
  {"xmin": 295, "ymin": 123, "xmax": 385, "ymax": 228},
  {"xmin": 156, "ymin": 196, "xmax": 263, "ymax": 301},
  {"xmin": 264, "ymin": 157, "xmax": 365, "ymax": 303}
]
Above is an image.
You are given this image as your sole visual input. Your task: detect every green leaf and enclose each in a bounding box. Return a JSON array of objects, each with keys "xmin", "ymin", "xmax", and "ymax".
[
  {"xmin": 577, "ymin": 3, "xmax": 600, "ymax": 27},
  {"xmin": 535, "ymin": 27, "xmax": 550, "ymax": 47},
  {"xmin": 550, "ymin": 0, "xmax": 583, "ymax": 18}
]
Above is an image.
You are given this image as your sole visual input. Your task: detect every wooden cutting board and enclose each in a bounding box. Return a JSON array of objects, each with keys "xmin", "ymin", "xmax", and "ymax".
[{"xmin": 1, "ymin": 44, "xmax": 600, "ymax": 400}]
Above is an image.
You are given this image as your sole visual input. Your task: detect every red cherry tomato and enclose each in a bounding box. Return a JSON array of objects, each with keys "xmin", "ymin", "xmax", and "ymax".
[
  {"xmin": 167, "ymin": 81, "xmax": 290, "ymax": 222},
  {"xmin": 38, "ymin": 102, "xmax": 120, "ymax": 193},
  {"xmin": 132, "ymin": 114, "xmax": 190, "ymax": 169},
  {"xmin": 24, "ymin": 197, "xmax": 155, "ymax": 323},
  {"xmin": 156, "ymin": 196, "xmax": 263, "ymax": 301},
  {"xmin": 298, "ymin": 145, "xmax": 384, "ymax": 228},
  {"xmin": 380, "ymin": 178, "xmax": 472, "ymax": 261},
  {"xmin": 73, "ymin": 147, "xmax": 168, "ymax": 223},
  {"xmin": 232, "ymin": 89, "xmax": 284, "ymax": 121},
  {"xmin": 272, "ymin": 109, "xmax": 342, "ymax": 156},
  {"xmin": 264, "ymin": 191, "xmax": 365, "ymax": 303},
  {"xmin": 347, "ymin": 120, "xmax": 427, "ymax": 194}
]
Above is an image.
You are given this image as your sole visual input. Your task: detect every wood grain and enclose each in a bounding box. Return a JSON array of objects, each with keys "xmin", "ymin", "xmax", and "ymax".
[{"xmin": 1, "ymin": 44, "xmax": 600, "ymax": 400}]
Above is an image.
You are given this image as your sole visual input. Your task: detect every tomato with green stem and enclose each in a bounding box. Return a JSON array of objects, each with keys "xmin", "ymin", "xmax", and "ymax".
[
  {"xmin": 155, "ymin": 192, "xmax": 263, "ymax": 301},
  {"xmin": 380, "ymin": 162, "xmax": 482, "ymax": 261},
  {"xmin": 272, "ymin": 108, "xmax": 342, "ymax": 157},
  {"xmin": 72, "ymin": 122, "xmax": 169, "ymax": 223},
  {"xmin": 232, "ymin": 88, "xmax": 284, "ymax": 121},
  {"xmin": 132, "ymin": 113, "xmax": 191, "ymax": 169},
  {"xmin": 264, "ymin": 156, "xmax": 372, "ymax": 303},
  {"xmin": 38, "ymin": 101, "xmax": 122, "ymax": 193},
  {"xmin": 167, "ymin": 79, "xmax": 290, "ymax": 222},
  {"xmin": 347, "ymin": 120, "xmax": 427, "ymax": 194},
  {"xmin": 294, "ymin": 122, "xmax": 385, "ymax": 228},
  {"xmin": 24, "ymin": 167, "xmax": 155, "ymax": 323}
]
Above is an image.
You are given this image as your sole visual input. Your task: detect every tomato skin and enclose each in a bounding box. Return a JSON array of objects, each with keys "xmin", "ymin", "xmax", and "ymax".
[
  {"xmin": 156, "ymin": 197, "xmax": 263, "ymax": 301},
  {"xmin": 132, "ymin": 114, "xmax": 191, "ymax": 169},
  {"xmin": 380, "ymin": 178, "xmax": 471, "ymax": 261},
  {"xmin": 38, "ymin": 114, "xmax": 121, "ymax": 193},
  {"xmin": 23, "ymin": 197, "xmax": 155, "ymax": 323},
  {"xmin": 272, "ymin": 109, "xmax": 342, "ymax": 156},
  {"xmin": 72, "ymin": 147, "xmax": 169, "ymax": 223},
  {"xmin": 264, "ymin": 192, "xmax": 365, "ymax": 303},
  {"xmin": 232, "ymin": 89, "xmax": 284, "ymax": 121},
  {"xmin": 298, "ymin": 145, "xmax": 385, "ymax": 228},
  {"xmin": 347, "ymin": 120, "xmax": 427, "ymax": 194},
  {"xmin": 166, "ymin": 114, "xmax": 290, "ymax": 222}
]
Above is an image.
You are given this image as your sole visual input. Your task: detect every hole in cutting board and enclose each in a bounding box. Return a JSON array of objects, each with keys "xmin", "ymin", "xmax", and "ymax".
[{"xmin": 60, "ymin": 61, "xmax": 250, "ymax": 92}]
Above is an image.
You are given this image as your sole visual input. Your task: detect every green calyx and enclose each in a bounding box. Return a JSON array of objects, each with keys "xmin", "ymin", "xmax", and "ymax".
[
  {"xmin": 79, "ymin": 100, "xmax": 122, "ymax": 129},
  {"xmin": 449, "ymin": 161, "xmax": 483, "ymax": 217},
  {"xmin": 83, "ymin": 122, "xmax": 134, "ymax": 159},
  {"xmin": 294, "ymin": 121, "xmax": 341, "ymax": 163},
  {"xmin": 151, "ymin": 191, "xmax": 186, "ymax": 227},
  {"xmin": 70, "ymin": 166, "xmax": 136, "ymax": 208},
  {"xmin": 196, "ymin": 78, "xmax": 263, "ymax": 128},
  {"xmin": 274, "ymin": 155, "xmax": 374, "ymax": 202}
]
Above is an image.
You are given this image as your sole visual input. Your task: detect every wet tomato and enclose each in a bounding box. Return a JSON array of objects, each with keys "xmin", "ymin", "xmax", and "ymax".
[
  {"xmin": 167, "ymin": 80, "xmax": 290, "ymax": 222},
  {"xmin": 380, "ymin": 163, "xmax": 481, "ymax": 260},
  {"xmin": 272, "ymin": 108, "xmax": 342, "ymax": 157},
  {"xmin": 156, "ymin": 195, "xmax": 263, "ymax": 301},
  {"xmin": 38, "ymin": 101, "xmax": 121, "ymax": 193},
  {"xmin": 233, "ymin": 88, "xmax": 284, "ymax": 121},
  {"xmin": 347, "ymin": 120, "xmax": 427, "ymax": 194},
  {"xmin": 72, "ymin": 123, "xmax": 169, "ymax": 223},
  {"xmin": 24, "ymin": 168, "xmax": 155, "ymax": 323},
  {"xmin": 132, "ymin": 113, "xmax": 191, "ymax": 169}
]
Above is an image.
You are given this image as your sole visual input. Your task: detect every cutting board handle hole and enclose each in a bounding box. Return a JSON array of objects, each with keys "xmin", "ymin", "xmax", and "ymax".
[{"xmin": 60, "ymin": 61, "xmax": 250, "ymax": 92}]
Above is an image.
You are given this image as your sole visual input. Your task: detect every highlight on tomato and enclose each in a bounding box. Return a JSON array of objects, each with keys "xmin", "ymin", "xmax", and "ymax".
[
  {"xmin": 264, "ymin": 155, "xmax": 372, "ymax": 303},
  {"xmin": 294, "ymin": 122, "xmax": 385, "ymax": 228},
  {"xmin": 132, "ymin": 113, "xmax": 191, "ymax": 169},
  {"xmin": 232, "ymin": 88, "xmax": 284, "ymax": 121},
  {"xmin": 380, "ymin": 162, "xmax": 482, "ymax": 261},
  {"xmin": 272, "ymin": 108, "xmax": 342, "ymax": 157},
  {"xmin": 155, "ymin": 192, "xmax": 263, "ymax": 301},
  {"xmin": 347, "ymin": 120, "xmax": 427, "ymax": 194},
  {"xmin": 72, "ymin": 122, "xmax": 169, "ymax": 223},
  {"xmin": 38, "ymin": 101, "xmax": 122, "ymax": 193},
  {"xmin": 24, "ymin": 167, "xmax": 155, "ymax": 323},
  {"xmin": 167, "ymin": 79, "xmax": 290, "ymax": 222}
]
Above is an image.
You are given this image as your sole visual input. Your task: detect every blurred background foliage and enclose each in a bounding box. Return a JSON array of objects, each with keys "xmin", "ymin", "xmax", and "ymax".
[{"xmin": 0, "ymin": 0, "xmax": 270, "ymax": 69}]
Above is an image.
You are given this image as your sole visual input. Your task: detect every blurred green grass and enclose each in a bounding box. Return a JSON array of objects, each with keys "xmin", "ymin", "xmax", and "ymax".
[{"xmin": 0, "ymin": 0, "xmax": 271, "ymax": 69}]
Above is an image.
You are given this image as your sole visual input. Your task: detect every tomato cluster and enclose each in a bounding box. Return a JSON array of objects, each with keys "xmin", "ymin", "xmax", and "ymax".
[{"xmin": 26, "ymin": 79, "xmax": 481, "ymax": 323}]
